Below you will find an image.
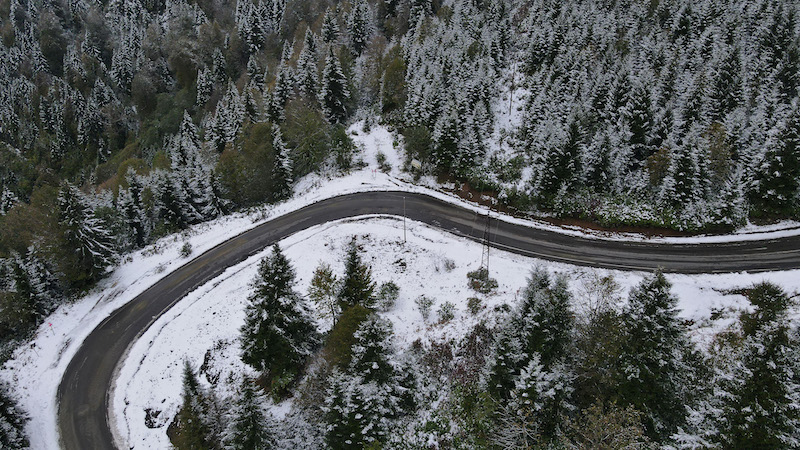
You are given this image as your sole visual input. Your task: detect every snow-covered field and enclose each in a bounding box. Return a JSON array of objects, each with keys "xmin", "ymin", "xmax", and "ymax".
[{"xmin": 2, "ymin": 121, "xmax": 800, "ymax": 449}]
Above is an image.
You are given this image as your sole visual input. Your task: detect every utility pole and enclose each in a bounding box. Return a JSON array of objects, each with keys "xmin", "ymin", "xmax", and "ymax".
[{"xmin": 480, "ymin": 209, "xmax": 491, "ymax": 276}]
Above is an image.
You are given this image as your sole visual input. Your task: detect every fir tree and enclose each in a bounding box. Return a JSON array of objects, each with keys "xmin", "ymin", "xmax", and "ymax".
[
  {"xmin": 617, "ymin": 270, "xmax": 699, "ymax": 441},
  {"xmin": 716, "ymin": 282, "xmax": 800, "ymax": 448},
  {"xmin": 496, "ymin": 355, "xmax": 573, "ymax": 447},
  {"xmin": 324, "ymin": 315, "xmax": 402, "ymax": 448},
  {"xmin": 225, "ymin": 377, "xmax": 276, "ymax": 450},
  {"xmin": 323, "ymin": 369, "xmax": 362, "ymax": 449},
  {"xmin": 174, "ymin": 361, "xmax": 211, "ymax": 450},
  {"xmin": 347, "ymin": 0, "xmax": 370, "ymax": 57},
  {"xmin": 240, "ymin": 245, "xmax": 320, "ymax": 386},
  {"xmin": 514, "ymin": 267, "xmax": 574, "ymax": 369},
  {"xmin": 319, "ymin": 47, "xmax": 351, "ymax": 124},
  {"xmin": 271, "ymin": 125, "xmax": 292, "ymax": 202},
  {"xmin": 322, "ymin": 8, "xmax": 340, "ymax": 44},
  {"xmin": 749, "ymin": 107, "xmax": 800, "ymax": 218},
  {"xmin": 117, "ymin": 168, "xmax": 149, "ymax": 248},
  {"xmin": 486, "ymin": 267, "xmax": 574, "ymax": 400},
  {"xmin": 337, "ymin": 237, "xmax": 375, "ymax": 309},
  {"xmin": 57, "ymin": 183, "xmax": 117, "ymax": 286},
  {"xmin": 296, "ymin": 29, "xmax": 319, "ymax": 100},
  {"xmin": 0, "ymin": 382, "xmax": 28, "ymax": 449},
  {"xmin": 536, "ymin": 119, "xmax": 583, "ymax": 208}
]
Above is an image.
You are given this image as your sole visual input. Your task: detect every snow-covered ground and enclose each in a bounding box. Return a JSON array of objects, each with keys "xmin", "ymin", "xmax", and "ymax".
[
  {"xmin": 113, "ymin": 216, "xmax": 800, "ymax": 448},
  {"xmin": 2, "ymin": 121, "xmax": 800, "ymax": 449}
]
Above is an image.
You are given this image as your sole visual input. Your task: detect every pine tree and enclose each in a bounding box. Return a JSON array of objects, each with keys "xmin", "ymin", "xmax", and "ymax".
[
  {"xmin": 319, "ymin": 47, "xmax": 351, "ymax": 124},
  {"xmin": 486, "ymin": 318, "xmax": 528, "ymax": 399},
  {"xmin": 486, "ymin": 267, "xmax": 573, "ymax": 401},
  {"xmin": 618, "ymin": 270, "xmax": 699, "ymax": 441},
  {"xmin": 174, "ymin": 361, "xmax": 211, "ymax": 450},
  {"xmin": 495, "ymin": 355, "xmax": 573, "ymax": 447},
  {"xmin": 117, "ymin": 169, "xmax": 149, "ymax": 248},
  {"xmin": 268, "ymin": 59, "xmax": 293, "ymax": 123},
  {"xmin": 225, "ymin": 377, "xmax": 275, "ymax": 450},
  {"xmin": 536, "ymin": 119, "xmax": 583, "ymax": 208},
  {"xmin": 0, "ymin": 382, "xmax": 28, "ymax": 449},
  {"xmin": 322, "ymin": 8, "xmax": 340, "ymax": 44},
  {"xmin": 337, "ymin": 237, "xmax": 375, "ymax": 309},
  {"xmin": 749, "ymin": 107, "xmax": 800, "ymax": 218},
  {"xmin": 271, "ymin": 125, "xmax": 292, "ymax": 202},
  {"xmin": 152, "ymin": 172, "xmax": 190, "ymax": 233},
  {"xmin": 514, "ymin": 267, "xmax": 574, "ymax": 369},
  {"xmin": 323, "ymin": 369, "xmax": 362, "ymax": 449},
  {"xmin": 296, "ymin": 29, "xmax": 319, "ymax": 100},
  {"xmin": 57, "ymin": 183, "xmax": 117, "ymax": 286},
  {"xmin": 240, "ymin": 244, "xmax": 319, "ymax": 386},
  {"xmin": 349, "ymin": 314, "xmax": 395, "ymax": 385},
  {"xmin": 715, "ymin": 282, "xmax": 800, "ymax": 448},
  {"xmin": 324, "ymin": 315, "xmax": 402, "ymax": 448},
  {"xmin": 347, "ymin": 0, "xmax": 370, "ymax": 57},
  {"xmin": 662, "ymin": 141, "xmax": 700, "ymax": 210},
  {"xmin": 625, "ymin": 83, "xmax": 655, "ymax": 169}
]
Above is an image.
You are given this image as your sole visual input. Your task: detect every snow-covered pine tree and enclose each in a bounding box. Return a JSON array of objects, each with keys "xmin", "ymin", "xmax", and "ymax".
[
  {"xmin": 535, "ymin": 119, "xmax": 583, "ymax": 208},
  {"xmin": 749, "ymin": 105, "xmax": 800, "ymax": 218},
  {"xmin": 347, "ymin": 0, "xmax": 370, "ymax": 57},
  {"xmin": 321, "ymin": 7, "xmax": 340, "ymax": 44},
  {"xmin": 514, "ymin": 267, "xmax": 575, "ymax": 370},
  {"xmin": 625, "ymin": 83, "xmax": 655, "ymax": 170},
  {"xmin": 319, "ymin": 47, "xmax": 350, "ymax": 124},
  {"xmin": 296, "ymin": 28, "xmax": 319, "ymax": 100},
  {"xmin": 117, "ymin": 168, "xmax": 149, "ymax": 248},
  {"xmin": 485, "ymin": 315, "xmax": 528, "ymax": 399},
  {"xmin": 170, "ymin": 111, "xmax": 220, "ymax": 222},
  {"xmin": 240, "ymin": 244, "xmax": 320, "ymax": 387},
  {"xmin": 495, "ymin": 354, "xmax": 573, "ymax": 448},
  {"xmin": 174, "ymin": 361, "xmax": 212, "ymax": 449},
  {"xmin": 323, "ymin": 368, "xmax": 362, "ymax": 449},
  {"xmin": 267, "ymin": 58, "xmax": 293, "ymax": 123},
  {"xmin": 7, "ymin": 247, "xmax": 61, "ymax": 328},
  {"xmin": 486, "ymin": 267, "xmax": 574, "ymax": 401},
  {"xmin": 151, "ymin": 171, "xmax": 191, "ymax": 233},
  {"xmin": 57, "ymin": 183, "xmax": 117, "ymax": 286},
  {"xmin": 271, "ymin": 125, "xmax": 292, "ymax": 202},
  {"xmin": 247, "ymin": 55, "xmax": 264, "ymax": 89},
  {"xmin": 618, "ymin": 269, "xmax": 700, "ymax": 441},
  {"xmin": 337, "ymin": 237, "xmax": 375, "ymax": 309},
  {"xmin": 0, "ymin": 382, "xmax": 28, "ymax": 449},
  {"xmin": 225, "ymin": 377, "xmax": 276, "ymax": 450},
  {"xmin": 715, "ymin": 282, "xmax": 800, "ymax": 448},
  {"xmin": 324, "ymin": 314, "xmax": 403, "ymax": 447}
]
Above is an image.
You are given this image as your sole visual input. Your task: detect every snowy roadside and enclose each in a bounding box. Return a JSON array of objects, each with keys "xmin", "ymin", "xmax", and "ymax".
[
  {"xmin": 112, "ymin": 216, "xmax": 800, "ymax": 448},
  {"xmin": 1, "ymin": 120, "xmax": 799, "ymax": 449}
]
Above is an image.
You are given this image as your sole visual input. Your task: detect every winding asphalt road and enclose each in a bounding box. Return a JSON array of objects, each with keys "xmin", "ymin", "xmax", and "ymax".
[{"xmin": 57, "ymin": 190, "xmax": 800, "ymax": 449}]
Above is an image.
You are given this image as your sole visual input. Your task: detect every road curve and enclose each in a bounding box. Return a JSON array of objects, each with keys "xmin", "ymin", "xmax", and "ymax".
[{"xmin": 57, "ymin": 190, "xmax": 800, "ymax": 449}]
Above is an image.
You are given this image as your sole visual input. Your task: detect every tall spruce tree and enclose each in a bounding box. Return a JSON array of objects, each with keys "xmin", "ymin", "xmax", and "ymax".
[
  {"xmin": 715, "ymin": 282, "xmax": 800, "ymax": 448},
  {"xmin": 749, "ymin": 107, "xmax": 800, "ymax": 217},
  {"xmin": 319, "ymin": 47, "xmax": 351, "ymax": 124},
  {"xmin": 337, "ymin": 237, "xmax": 375, "ymax": 309},
  {"xmin": 240, "ymin": 244, "xmax": 319, "ymax": 385},
  {"xmin": 225, "ymin": 377, "xmax": 276, "ymax": 450},
  {"xmin": 271, "ymin": 125, "xmax": 292, "ymax": 202},
  {"xmin": 617, "ymin": 270, "xmax": 699, "ymax": 441},
  {"xmin": 174, "ymin": 361, "xmax": 211, "ymax": 450},
  {"xmin": 57, "ymin": 183, "xmax": 117, "ymax": 286}
]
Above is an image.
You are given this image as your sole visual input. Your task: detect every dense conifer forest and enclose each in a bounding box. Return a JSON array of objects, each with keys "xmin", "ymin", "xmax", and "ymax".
[{"xmin": 1, "ymin": 0, "xmax": 799, "ymax": 447}]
